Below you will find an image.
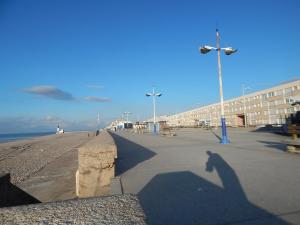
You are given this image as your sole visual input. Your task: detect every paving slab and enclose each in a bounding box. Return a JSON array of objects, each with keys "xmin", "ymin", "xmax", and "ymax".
[{"xmin": 111, "ymin": 128, "xmax": 300, "ymax": 225}]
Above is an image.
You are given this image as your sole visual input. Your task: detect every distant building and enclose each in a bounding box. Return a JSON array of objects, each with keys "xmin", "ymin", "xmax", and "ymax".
[
  {"xmin": 56, "ymin": 124, "xmax": 64, "ymax": 134},
  {"xmin": 106, "ymin": 120, "xmax": 133, "ymax": 130},
  {"xmin": 144, "ymin": 115, "xmax": 169, "ymax": 132},
  {"xmin": 166, "ymin": 79, "xmax": 300, "ymax": 127}
]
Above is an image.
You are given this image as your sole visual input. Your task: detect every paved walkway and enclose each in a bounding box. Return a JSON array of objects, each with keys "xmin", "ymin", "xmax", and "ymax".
[{"xmin": 111, "ymin": 128, "xmax": 300, "ymax": 225}]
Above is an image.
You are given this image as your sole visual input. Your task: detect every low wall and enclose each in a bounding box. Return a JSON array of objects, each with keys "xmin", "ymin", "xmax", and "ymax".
[
  {"xmin": 0, "ymin": 194, "xmax": 146, "ymax": 225},
  {"xmin": 76, "ymin": 131, "xmax": 117, "ymax": 198}
]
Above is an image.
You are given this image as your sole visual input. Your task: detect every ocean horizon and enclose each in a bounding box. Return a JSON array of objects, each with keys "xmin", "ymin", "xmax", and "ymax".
[{"xmin": 0, "ymin": 131, "xmax": 55, "ymax": 143}]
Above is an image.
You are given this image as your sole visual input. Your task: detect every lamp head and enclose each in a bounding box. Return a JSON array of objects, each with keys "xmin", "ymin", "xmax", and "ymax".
[
  {"xmin": 199, "ymin": 45, "xmax": 216, "ymax": 54},
  {"xmin": 222, "ymin": 47, "xmax": 238, "ymax": 55}
]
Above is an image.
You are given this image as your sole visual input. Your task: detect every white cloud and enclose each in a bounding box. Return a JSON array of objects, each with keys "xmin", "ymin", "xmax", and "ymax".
[
  {"xmin": 23, "ymin": 86, "xmax": 76, "ymax": 101},
  {"xmin": 85, "ymin": 96, "xmax": 112, "ymax": 103}
]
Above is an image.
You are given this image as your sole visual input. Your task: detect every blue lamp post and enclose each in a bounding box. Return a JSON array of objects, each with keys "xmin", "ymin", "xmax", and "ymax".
[{"xmin": 200, "ymin": 29, "xmax": 237, "ymax": 144}]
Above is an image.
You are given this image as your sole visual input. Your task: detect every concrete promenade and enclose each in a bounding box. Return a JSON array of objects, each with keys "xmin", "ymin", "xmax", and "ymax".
[{"xmin": 111, "ymin": 128, "xmax": 300, "ymax": 225}]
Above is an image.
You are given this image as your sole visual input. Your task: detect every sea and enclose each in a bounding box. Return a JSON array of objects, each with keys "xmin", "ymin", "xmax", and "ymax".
[{"xmin": 0, "ymin": 131, "xmax": 55, "ymax": 143}]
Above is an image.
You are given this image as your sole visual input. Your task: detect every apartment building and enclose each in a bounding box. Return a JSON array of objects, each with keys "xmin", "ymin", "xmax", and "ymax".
[{"xmin": 166, "ymin": 79, "xmax": 300, "ymax": 127}]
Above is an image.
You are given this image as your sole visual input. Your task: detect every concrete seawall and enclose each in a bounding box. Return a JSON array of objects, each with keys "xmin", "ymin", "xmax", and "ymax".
[
  {"xmin": 0, "ymin": 131, "xmax": 146, "ymax": 224},
  {"xmin": 76, "ymin": 131, "xmax": 118, "ymax": 198}
]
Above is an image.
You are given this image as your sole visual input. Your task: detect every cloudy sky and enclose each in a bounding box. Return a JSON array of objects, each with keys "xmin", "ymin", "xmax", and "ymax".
[{"xmin": 0, "ymin": 0, "xmax": 299, "ymax": 133}]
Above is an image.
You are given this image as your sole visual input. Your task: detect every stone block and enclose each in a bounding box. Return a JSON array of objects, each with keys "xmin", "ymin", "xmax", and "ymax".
[{"xmin": 77, "ymin": 131, "xmax": 117, "ymax": 198}]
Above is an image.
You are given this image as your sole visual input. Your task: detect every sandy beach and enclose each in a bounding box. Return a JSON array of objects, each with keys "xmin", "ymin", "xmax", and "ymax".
[{"xmin": 0, "ymin": 132, "xmax": 90, "ymax": 187}]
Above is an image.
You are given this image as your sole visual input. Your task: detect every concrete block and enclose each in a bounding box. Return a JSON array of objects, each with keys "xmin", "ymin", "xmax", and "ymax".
[
  {"xmin": 111, "ymin": 177, "xmax": 123, "ymax": 195},
  {"xmin": 77, "ymin": 131, "xmax": 117, "ymax": 198}
]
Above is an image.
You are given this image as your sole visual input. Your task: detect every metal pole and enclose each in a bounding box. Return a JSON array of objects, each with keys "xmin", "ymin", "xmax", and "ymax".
[
  {"xmin": 216, "ymin": 29, "xmax": 229, "ymax": 144},
  {"xmin": 153, "ymin": 87, "xmax": 156, "ymax": 134},
  {"xmin": 97, "ymin": 113, "xmax": 100, "ymax": 130},
  {"xmin": 242, "ymin": 85, "xmax": 248, "ymax": 127}
]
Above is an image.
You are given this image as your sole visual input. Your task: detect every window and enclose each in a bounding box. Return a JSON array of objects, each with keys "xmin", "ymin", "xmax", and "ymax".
[
  {"xmin": 269, "ymin": 101, "xmax": 275, "ymax": 107},
  {"xmin": 262, "ymin": 94, "xmax": 267, "ymax": 100},
  {"xmin": 285, "ymin": 98, "xmax": 294, "ymax": 104},
  {"xmin": 268, "ymin": 92, "xmax": 275, "ymax": 97},
  {"xmin": 285, "ymin": 87, "xmax": 293, "ymax": 96},
  {"xmin": 269, "ymin": 109, "xmax": 276, "ymax": 115},
  {"xmin": 275, "ymin": 90, "xmax": 282, "ymax": 96},
  {"xmin": 274, "ymin": 99, "xmax": 283, "ymax": 105}
]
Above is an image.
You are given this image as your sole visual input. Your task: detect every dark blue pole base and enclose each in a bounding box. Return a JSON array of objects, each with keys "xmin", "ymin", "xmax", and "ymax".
[
  {"xmin": 220, "ymin": 117, "xmax": 230, "ymax": 144},
  {"xmin": 153, "ymin": 124, "xmax": 157, "ymax": 135}
]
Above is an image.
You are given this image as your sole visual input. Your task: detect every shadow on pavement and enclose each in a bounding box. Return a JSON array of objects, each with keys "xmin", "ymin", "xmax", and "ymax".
[
  {"xmin": 0, "ymin": 173, "xmax": 40, "ymax": 208},
  {"xmin": 109, "ymin": 132, "xmax": 156, "ymax": 176},
  {"xmin": 138, "ymin": 151, "xmax": 291, "ymax": 225},
  {"xmin": 210, "ymin": 129, "xmax": 222, "ymax": 141},
  {"xmin": 251, "ymin": 126, "xmax": 288, "ymax": 136},
  {"xmin": 258, "ymin": 140, "xmax": 287, "ymax": 152}
]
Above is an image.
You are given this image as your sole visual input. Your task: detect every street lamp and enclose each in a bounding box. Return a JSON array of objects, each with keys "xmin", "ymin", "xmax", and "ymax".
[
  {"xmin": 146, "ymin": 87, "xmax": 162, "ymax": 134},
  {"xmin": 97, "ymin": 113, "xmax": 100, "ymax": 130},
  {"xmin": 199, "ymin": 29, "xmax": 237, "ymax": 144}
]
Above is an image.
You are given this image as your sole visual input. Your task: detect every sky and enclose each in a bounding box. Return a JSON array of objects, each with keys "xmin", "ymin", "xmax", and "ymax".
[{"xmin": 0, "ymin": 0, "xmax": 299, "ymax": 133}]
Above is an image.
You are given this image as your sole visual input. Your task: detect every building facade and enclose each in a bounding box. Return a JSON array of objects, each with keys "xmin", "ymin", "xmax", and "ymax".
[{"xmin": 166, "ymin": 79, "xmax": 300, "ymax": 127}]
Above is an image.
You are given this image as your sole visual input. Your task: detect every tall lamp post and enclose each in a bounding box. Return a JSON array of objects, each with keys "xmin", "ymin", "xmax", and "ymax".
[
  {"xmin": 97, "ymin": 113, "xmax": 100, "ymax": 130},
  {"xmin": 146, "ymin": 87, "xmax": 162, "ymax": 134},
  {"xmin": 200, "ymin": 29, "xmax": 237, "ymax": 144}
]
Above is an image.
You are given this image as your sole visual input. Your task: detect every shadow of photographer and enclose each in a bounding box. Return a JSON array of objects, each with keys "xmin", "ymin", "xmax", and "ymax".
[{"xmin": 138, "ymin": 151, "xmax": 291, "ymax": 225}]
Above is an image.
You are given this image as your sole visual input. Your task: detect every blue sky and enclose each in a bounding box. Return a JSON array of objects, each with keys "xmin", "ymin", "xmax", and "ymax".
[{"xmin": 0, "ymin": 0, "xmax": 299, "ymax": 133}]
